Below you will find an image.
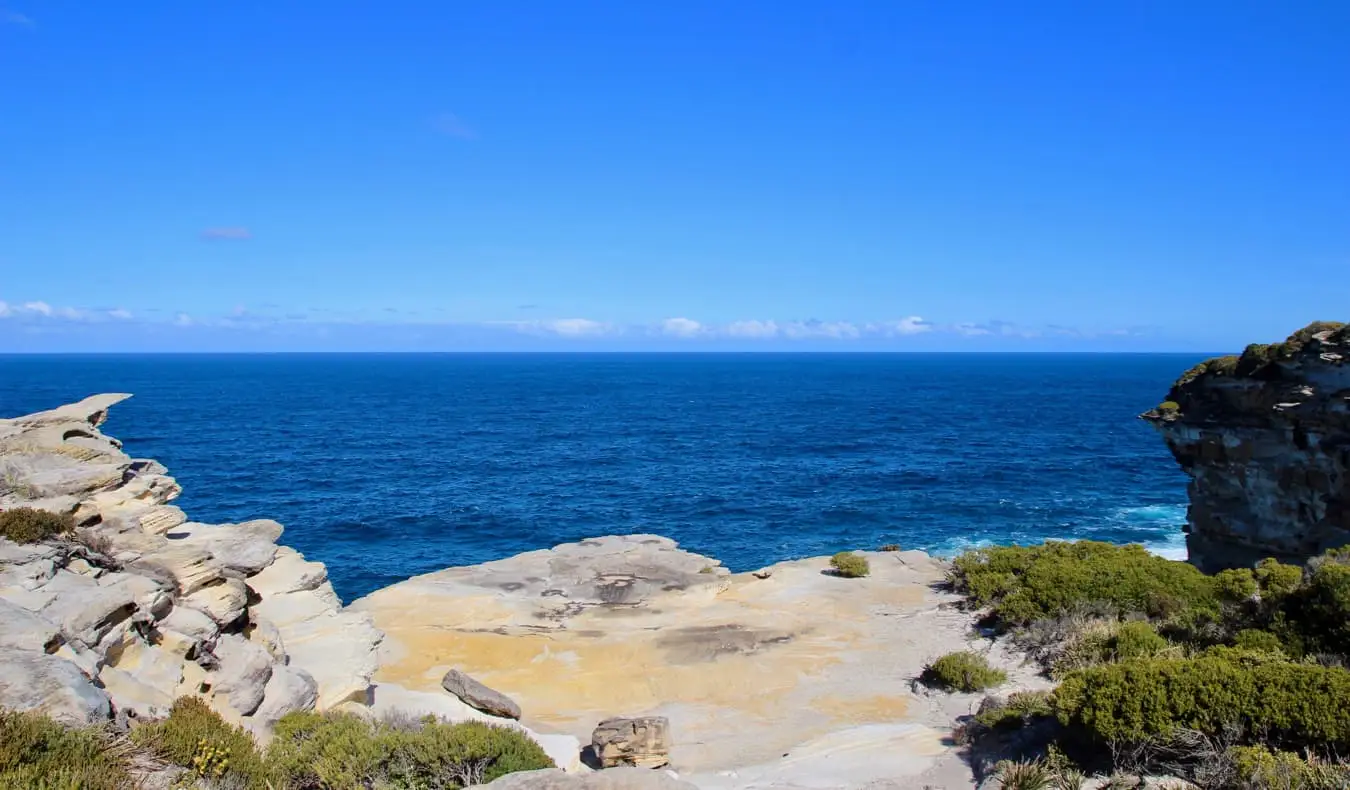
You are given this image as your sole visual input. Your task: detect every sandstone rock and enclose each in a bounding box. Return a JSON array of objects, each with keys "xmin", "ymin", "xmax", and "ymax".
[
  {"xmin": 0, "ymin": 646, "xmax": 111, "ymax": 724},
  {"xmin": 592, "ymin": 717, "xmax": 671, "ymax": 769},
  {"xmin": 99, "ymin": 664, "xmax": 174, "ymax": 719},
  {"xmin": 160, "ymin": 603, "xmax": 219, "ymax": 643},
  {"xmin": 211, "ymin": 633, "xmax": 274, "ymax": 717},
  {"xmin": 0, "ymin": 597, "xmax": 61, "ymax": 651},
  {"xmin": 168, "ymin": 519, "xmax": 282, "ymax": 576},
  {"xmin": 38, "ymin": 570, "xmax": 136, "ymax": 647},
  {"xmin": 473, "ymin": 768, "xmax": 698, "ymax": 790},
  {"xmin": 442, "ymin": 668, "xmax": 522, "ymax": 719},
  {"xmin": 130, "ymin": 542, "xmax": 226, "ymax": 595},
  {"xmin": 183, "ymin": 577, "xmax": 249, "ymax": 627},
  {"xmin": 248, "ymin": 665, "xmax": 319, "ymax": 731},
  {"xmin": 1144, "ymin": 322, "xmax": 1350, "ymax": 570}
]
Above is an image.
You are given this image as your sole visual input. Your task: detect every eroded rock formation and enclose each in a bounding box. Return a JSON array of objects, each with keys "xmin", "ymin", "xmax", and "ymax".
[
  {"xmin": 1144, "ymin": 322, "xmax": 1350, "ymax": 571},
  {"xmin": 0, "ymin": 394, "xmax": 381, "ymax": 731}
]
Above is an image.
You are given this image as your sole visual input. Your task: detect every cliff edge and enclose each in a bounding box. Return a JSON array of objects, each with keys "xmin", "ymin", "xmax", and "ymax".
[{"xmin": 1143, "ymin": 321, "xmax": 1350, "ymax": 571}]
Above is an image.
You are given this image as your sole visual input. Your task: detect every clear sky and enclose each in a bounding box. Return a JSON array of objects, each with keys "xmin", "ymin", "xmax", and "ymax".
[{"xmin": 1, "ymin": 1, "xmax": 1346, "ymax": 352}]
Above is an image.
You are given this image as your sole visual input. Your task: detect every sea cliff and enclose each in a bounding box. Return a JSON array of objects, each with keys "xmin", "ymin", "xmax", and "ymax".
[{"xmin": 1143, "ymin": 321, "xmax": 1350, "ymax": 571}]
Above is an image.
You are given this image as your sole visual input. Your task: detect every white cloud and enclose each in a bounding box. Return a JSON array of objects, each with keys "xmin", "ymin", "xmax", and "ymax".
[
  {"xmin": 22, "ymin": 301, "xmax": 52, "ymax": 316},
  {"xmin": 0, "ymin": 300, "xmax": 10, "ymax": 318},
  {"xmin": 660, "ymin": 317, "xmax": 703, "ymax": 338},
  {"xmin": 868, "ymin": 316, "xmax": 932, "ymax": 336},
  {"xmin": 781, "ymin": 320, "xmax": 860, "ymax": 340},
  {"xmin": 953, "ymin": 323, "xmax": 992, "ymax": 337},
  {"xmin": 174, "ymin": 312, "xmax": 194, "ymax": 327},
  {"xmin": 107, "ymin": 308, "xmax": 133, "ymax": 320},
  {"xmin": 725, "ymin": 320, "xmax": 779, "ymax": 339}
]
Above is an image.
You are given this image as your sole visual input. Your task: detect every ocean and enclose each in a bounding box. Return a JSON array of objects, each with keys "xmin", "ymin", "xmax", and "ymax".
[{"xmin": 0, "ymin": 353, "xmax": 1205, "ymax": 602}]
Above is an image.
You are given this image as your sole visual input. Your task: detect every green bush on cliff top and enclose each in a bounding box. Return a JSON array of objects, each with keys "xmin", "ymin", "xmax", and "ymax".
[
  {"xmin": 830, "ymin": 551, "xmax": 870, "ymax": 578},
  {"xmin": 948, "ymin": 541, "xmax": 1218, "ymax": 629},
  {"xmin": 0, "ymin": 507, "xmax": 74, "ymax": 544},
  {"xmin": 921, "ymin": 651, "xmax": 1007, "ymax": 692},
  {"xmin": 0, "ymin": 708, "xmax": 131, "ymax": 790}
]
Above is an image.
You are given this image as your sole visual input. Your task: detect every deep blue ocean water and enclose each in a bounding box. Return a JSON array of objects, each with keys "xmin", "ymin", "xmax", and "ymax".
[{"xmin": 0, "ymin": 353, "xmax": 1205, "ymax": 602}]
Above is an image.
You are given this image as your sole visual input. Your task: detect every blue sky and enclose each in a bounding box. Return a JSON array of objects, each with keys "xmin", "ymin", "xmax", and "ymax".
[{"xmin": 1, "ymin": 1, "xmax": 1346, "ymax": 352}]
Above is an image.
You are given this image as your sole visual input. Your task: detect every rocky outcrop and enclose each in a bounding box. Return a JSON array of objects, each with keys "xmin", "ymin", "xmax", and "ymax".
[
  {"xmin": 592, "ymin": 717, "xmax": 671, "ymax": 769},
  {"xmin": 0, "ymin": 395, "xmax": 383, "ymax": 732},
  {"xmin": 443, "ymin": 669, "xmax": 522, "ymax": 720},
  {"xmin": 1144, "ymin": 322, "xmax": 1350, "ymax": 571},
  {"xmin": 353, "ymin": 535, "xmax": 1043, "ymax": 786}
]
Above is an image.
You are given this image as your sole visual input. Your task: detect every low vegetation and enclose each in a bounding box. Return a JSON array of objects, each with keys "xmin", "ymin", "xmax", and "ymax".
[
  {"xmin": 0, "ymin": 708, "xmax": 132, "ymax": 790},
  {"xmin": 0, "ymin": 507, "xmax": 74, "ymax": 544},
  {"xmin": 921, "ymin": 650, "xmax": 1007, "ymax": 692},
  {"xmin": 829, "ymin": 551, "xmax": 870, "ymax": 578},
  {"xmin": 947, "ymin": 539, "xmax": 1350, "ymax": 787},
  {"xmin": 6, "ymin": 695, "xmax": 554, "ymax": 789}
]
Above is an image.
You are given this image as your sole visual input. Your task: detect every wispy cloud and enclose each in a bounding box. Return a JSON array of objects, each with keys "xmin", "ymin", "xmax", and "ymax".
[
  {"xmin": 433, "ymin": 112, "xmax": 477, "ymax": 140},
  {"xmin": 660, "ymin": 317, "xmax": 704, "ymax": 338},
  {"xmin": 1, "ymin": 10, "xmax": 34, "ymax": 26},
  {"xmin": 868, "ymin": 316, "xmax": 932, "ymax": 336},
  {"xmin": 725, "ymin": 320, "xmax": 780, "ymax": 339},
  {"xmin": 174, "ymin": 312, "xmax": 194, "ymax": 327},
  {"xmin": 22, "ymin": 301, "xmax": 52, "ymax": 316},
  {"xmin": 107, "ymin": 308, "xmax": 134, "ymax": 320},
  {"xmin": 201, "ymin": 227, "xmax": 252, "ymax": 241}
]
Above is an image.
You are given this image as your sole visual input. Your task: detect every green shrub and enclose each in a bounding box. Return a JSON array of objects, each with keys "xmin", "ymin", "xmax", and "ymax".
[
  {"xmin": 131, "ymin": 696, "xmax": 272, "ymax": 787},
  {"xmin": 1112, "ymin": 621, "xmax": 1169, "ymax": 661},
  {"xmin": 0, "ymin": 708, "xmax": 131, "ymax": 790},
  {"xmin": 1234, "ymin": 629, "xmax": 1287, "ymax": 655},
  {"xmin": 922, "ymin": 651, "xmax": 1007, "ymax": 692},
  {"xmin": 992, "ymin": 758, "xmax": 1055, "ymax": 790},
  {"xmin": 830, "ymin": 551, "xmax": 870, "ymax": 578},
  {"xmin": 1229, "ymin": 745, "xmax": 1350, "ymax": 789},
  {"xmin": 879, "ymin": 543, "xmax": 900, "ymax": 552},
  {"xmin": 1053, "ymin": 656, "xmax": 1350, "ymax": 751},
  {"xmin": 1255, "ymin": 558, "xmax": 1304, "ymax": 600},
  {"xmin": 975, "ymin": 690, "xmax": 1055, "ymax": 729},
  {"xmin": 949, "ymin": 541, "xmax": 1218, "ymax": 629},
  {"xmin": 268, "ymin": 710, "xmax": 554, "ymax": 789},
  {"xmin": 0, "ymin": 507, "xmax": 74, "ymax": 544}
]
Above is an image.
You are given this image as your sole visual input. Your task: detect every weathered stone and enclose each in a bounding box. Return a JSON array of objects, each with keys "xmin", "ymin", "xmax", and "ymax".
[
  {"xmin": 99, "ymin": 664, "xmax": 173, "ymax": 719},
  {"xmin": 38, "ymin": 570, "xmax": 136, "ymax": 647},
  {"xmin": 592, "ymin": 717, "xmax": 671, "ymax": 769},
  {"xmin": 0, "ymin": 597, "xmax": 62, "ymax": 651},
  {"xmin": 247, "ymin": 616, "xmax": 287, "ymax": 662},
  {"xmin": 442, "ymin": 668, "xmax": 522, "ymax": 719},
  {"xmin": 168, "ymin": 520, "xmax": 282, "ymax": 576},
  {"xmin": 211, "ymin": 633, "xmax": 274, "ymax": 717},
  {"xmin": 1144, "ymin": 322, "xmax": 1350, "ymax": 570},
  {"xmin": 129, "ymin": 542, "xmax": 226, "ymax": 595},
  {"xmin": 472, "ymin": 768, "xmax": 698, "ymax": 790},
  {"xmin": 248, "ymin": 665, "xmax": 319, "ymax": 731},
  {"xmin": 160, "ymin": 604, "xmax": 219, "ymax": 643},
  {"xmin": 0, "ymin": 646, "xmax": 111, "ymax": 724},
  {"xmin": 183, "ymin": 577, "xmax": 249, "ymax": 626}
]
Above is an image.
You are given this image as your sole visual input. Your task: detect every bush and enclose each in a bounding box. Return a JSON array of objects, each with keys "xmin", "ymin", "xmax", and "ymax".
[
  {"xmin": 0, "ymin": 708, "xmax": 132, "ymax": 790},
  {"xmin": 1112, "ymin": 621, "xmax": 1169, "ymax": 661},
  {"xmin": 131, "ymin": 696, "xmax": 272, "ymax": 787},
  {"xmin": 0, "ymin": 507, "xmax": 74, "ymax": 544},
  {"xmin": 1228, "ymin": 745, "xmax": 1350, "ymax": 789},
  {"xmin": 1053, "ymin": 656, "xmax": 1350, "ymax": 751},
  {"xmin": 1234, "ymin": 629, "xmax": 1286, "ymax": 655},
  {"xmin": 268, "ymin": 710, "xmax": 554, "ymax": 789},
  {"xmin": 949, "ymin": 541, "xmax": 1218, "ymax": 629},
  {"xmin": 922, "ymin": 651, "xmax": 1007, "ymax": 693},
  {"xmin": 879, "ymin": 544, "xmax": 900, "ymax": 552},
  {"xmin": 830, "ymin": 551, "xmax": 870, "ymax": 578},
  {"xmin": 975, "ymin": 690, "xmax": 1055, "ymax": 729}
]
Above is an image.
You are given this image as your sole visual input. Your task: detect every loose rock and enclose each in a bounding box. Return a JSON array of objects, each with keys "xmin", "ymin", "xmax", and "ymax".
[
  {"xmin": 442, "ymin": 668, "xmax": 522, "ymax": 720},
  {"xmin": 592, "ymin": 717, "xmax": 672, "ymax": 769}
]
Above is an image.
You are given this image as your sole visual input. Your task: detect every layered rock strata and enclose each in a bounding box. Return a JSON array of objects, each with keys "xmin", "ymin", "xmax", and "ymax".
[
  {"xmin": 1144, "ymin": 322, "xmax": 1350, "ymax": 571},
  {"xmin": 0, "ymin": 395, "xmax": 382, "ymax": 730}
]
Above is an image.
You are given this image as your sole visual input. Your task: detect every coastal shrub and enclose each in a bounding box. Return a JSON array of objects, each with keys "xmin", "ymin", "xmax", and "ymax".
[
  {"xmin": 132, "ymin": 696, "xmax": 272, "ymax": 787},
  {"xmin": 0, "ymin": 507, "xmax": 74, "ymax": 544},
  {"xmin": 948, "ymin": 541, "xmax": 1218, "ymax": 629},
  {"xmin": 991, "ymin": 758, "xmax": 1055, "ymax": 790},
  {"xmin": 1233, "ymin": 628, "xmax": 1286, "ymax": 655},
  {"xmin": 975, "ymin": 690, "xmax": 1055, "ymax": 729},
  {"xmin": 921, "ymin": 651, "xmax": 1007, "ymax": 692},
  {"xmin": 1111, "ymin": 621, "xmax": 1169, "ymax": 661},
  {"xmin": 1053, "ymin": 656, "xmax": 1350, "ymax": 751},
  {"xmin": 829, "ymin": 551, "xmax": 870, "ymax": 578},
  {"xmin": 1228, "ymin": 745, "xmax": 1350, "ymax": 789},
  {"xmin": 879, "ymin": 543, "xmax": 900, "ymax": 552},
  {"xmin": 0, "ymin": 708, "xmax": 132, "ymax": 790},
  {"xmin": 268, "ymin": 709, "xmax": 554, "ymax": 789}
]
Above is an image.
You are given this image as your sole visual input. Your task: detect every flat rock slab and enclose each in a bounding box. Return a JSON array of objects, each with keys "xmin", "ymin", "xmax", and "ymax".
[
  {"xmin": 443, "ymin": 668, "xmax": 522, "ymax": 719},
  {"xmin": 352, "ymin": 536, "xmax": 1032, "ymax": 783},
  {"xmin": 0, "ymin": 646, "xmax": 112, "ymax": 725},
  {"xmin": 473, "ymin": 768, "xmax": 698, "ymax": 790}
]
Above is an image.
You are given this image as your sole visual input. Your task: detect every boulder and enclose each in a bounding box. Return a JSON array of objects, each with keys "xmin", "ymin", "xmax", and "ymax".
[
  {"xmin": 183, "ymin": 577, "xmax": 249, "ymax": 627},
  {"xmin": 0, "ymin": 646, "xmax": 111, "ymax": 724},
  {"xmin": 592, "ymin": 717, "xmax": 671, "ymax": 769},
  {"xmin": 38, "ymin": 570, "xmax": 136, "ymax": 647},
  {"xmin": 168, "ymin": 520, "xmax": 282, "ymax": 576},
  {"xmin": 0, "ymin": 597, "xmax": 61, "ymax": 651},
  {"xmin": 211, "ymin": 633, "xmax": 274, "ymax": 717},
  {"xmin": 442, "ymin": 668, "xmax": 522, "ymax": 720},
  {"xmin": 248, "ymin": 665, "xmax": 319, "ymax": 731}
]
